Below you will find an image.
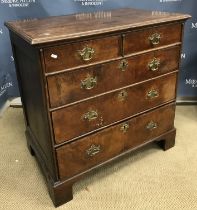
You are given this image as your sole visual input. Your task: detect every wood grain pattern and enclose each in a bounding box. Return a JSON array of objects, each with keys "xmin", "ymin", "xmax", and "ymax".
[
  {"xmin": 47, "ymin": 46, "xmax": 180, "ymax": 108},
  {"xmin": 52, "ymin": 73, "xmax": 177, "ymax": 144},
  {"xmin": 43, "ymin": 36, "xmax": 121, "ymax": 73},
  {"xmin": 5, "ymin": 7, "xmax": 190, "ymax": 207},
  {"xmin": 124, "ymin": 23, "xmax": 182, "ymax": 54},
  {"xmin": 56, "ymin": 103, "xmax": 175, "ymax": 179},
  {"xmin": 5, "ymin": 8, "xmax": 190, "ymax": 45}
]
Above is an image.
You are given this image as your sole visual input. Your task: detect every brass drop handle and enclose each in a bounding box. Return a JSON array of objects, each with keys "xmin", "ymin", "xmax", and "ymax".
[
  {"xmin": 86, "ymin": 144, "xmax": 101, "ymax": 157},
  {"xmin": 78, "ymin": 46, "xmax": 95, "ymax": 61},
  {"xmin": 146, "ymin": 121, "xmax": 158, "ymax": 130},
  {"xmin": 120, "ymin": 123, "xmax": 129, "ymax": 133},
  {"xmin": 118, "ymin": 90, "xmax": 128, "ymax": 101},
  {"xmin": 83, "ymin": 110, "xmax": 98, "ymax": 121},
  {"xmin": 81, "ymin": 76, "xmax": 97, "ymax": 90},
  {"xmin": 149, "ymin": 33, "xmax": 161, "ymax": 46},
  {"xmin": 148, "ymin": 58, "xmax": 160, "ymax": 72},
  {"xmin": 119, "ymin": 59, "xmax": 128, "ymax": 71},
  {"xmin": 147, "ymin": 89, "xmax": 159, "ymax": 99}
]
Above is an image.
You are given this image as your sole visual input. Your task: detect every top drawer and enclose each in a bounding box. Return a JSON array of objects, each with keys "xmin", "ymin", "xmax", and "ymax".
[
  {"xmin": 124, "ymin": 23, "xmax": 182, "ymax": 55},
  {"xmin": 43, "ymin": 36, "xmax": 121, "ymax": 73}
]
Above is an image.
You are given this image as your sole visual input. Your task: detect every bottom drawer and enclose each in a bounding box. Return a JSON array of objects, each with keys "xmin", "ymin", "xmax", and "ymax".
[{"xmin": 56, "ymin": 103, "xmax": 175, "ymax": 180}]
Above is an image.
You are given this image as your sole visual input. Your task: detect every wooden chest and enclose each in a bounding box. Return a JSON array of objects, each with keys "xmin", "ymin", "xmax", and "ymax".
[{"xmin": 5, "ymin": 8, "xmax": 190, "ymax": 207}]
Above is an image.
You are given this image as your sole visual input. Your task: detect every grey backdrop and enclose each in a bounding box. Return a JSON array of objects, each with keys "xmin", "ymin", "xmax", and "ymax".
[{"xmin": 0, "ymin": 0, "xmax": 196, "ymax": 109}]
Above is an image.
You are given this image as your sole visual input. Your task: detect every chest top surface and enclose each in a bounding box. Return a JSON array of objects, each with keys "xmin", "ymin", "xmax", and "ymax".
[{"xmin": 5, "ymin": 8, "xmax": 190, "ymax": 45}]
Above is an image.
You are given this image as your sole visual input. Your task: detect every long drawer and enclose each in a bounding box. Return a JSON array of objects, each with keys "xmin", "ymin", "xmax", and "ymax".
[
  {"xmin": 52, "ymin": 73, "xmax": 177, "ymax": 144},
  {"xmin": 56, "ymin": 103, "xmax": 175, "ymax": 180},
  {"xmin": 124, "ymin": 23, "xmax": 182, "ymax": 55},
  {"xmin": 47, "ymin": 46, "xmax": 180, "ymax": 108},
  {"xmin": 43, "ymin": 36, "xmax": 121, "ymax": 73}
]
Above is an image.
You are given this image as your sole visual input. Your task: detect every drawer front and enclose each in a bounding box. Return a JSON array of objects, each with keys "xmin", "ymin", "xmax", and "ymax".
[
  {"xmin": 124, "ymin": 23, "xmax": 182, "ymax": 55},
  {"xmin": 47, "ymin": 46, "xmax": 180, "ymax": 108},
  {"xmin": 56, "ymin": 103, "xmax": 175, "ymax": 179},
  {"xmin": 43, "ymin": 36, "xmax": 121, "ymax": 73},
  {"xmin": 52, "ymin": 73, "xmax": 177, "ymax": 144}
]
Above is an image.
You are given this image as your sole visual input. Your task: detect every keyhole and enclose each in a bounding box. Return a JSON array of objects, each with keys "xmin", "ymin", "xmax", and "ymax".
[
  {"xmin": 118, "ymin": 90, "xmax": 128, "ymax": 101},
  {"xmin": 119, "ymin": 59, "xmax": 128, "ymax": 71},
  {"xmin": 120, "ymin": 123, "xmax": 129, "ymax": 133}
]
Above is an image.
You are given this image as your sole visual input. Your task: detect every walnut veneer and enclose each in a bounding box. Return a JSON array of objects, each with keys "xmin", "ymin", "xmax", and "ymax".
[{"xmin": 5, "ymin": 8, "xmax": 190, "ymax": 207}]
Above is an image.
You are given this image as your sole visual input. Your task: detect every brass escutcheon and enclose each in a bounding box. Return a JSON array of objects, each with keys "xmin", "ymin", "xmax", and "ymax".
[
  {"xmin": 83, "ymin": 110, "xmax": 98, "ymax": 121},
  {"xmin": 119, "ymin": 59, "xmax": 128, "ymax": 71},
  {"xmin": 147, "ymin": 89, "xmax": 159, "ymax": 99},
  {"xmin": 149, "ymin": 33, "xmax": 161, "ymax": 46},
  {"xmin": 81, "ymin": 76, "xmax": 97, "ymax": 90},
  {"xmin": 146, "ymin": 121, "xmax": 158, "ymax": 130},
  {"xmin": 78, "ymin": 46, "xmax": 95, "ymax": 61},
  {"xmin": 148, "ymin": 58, "xmax": 160, "ymax": 71},
  {"xmin": 118, "ymin": 90, "xmax": 128, "ymax": 101},
  {"xmin": 120, "ymin": 123, "xmax": 129, "ymax": 133},
  {"xmin": 86, "ymin": 144, "xmax": 101, "ymax": 157}
]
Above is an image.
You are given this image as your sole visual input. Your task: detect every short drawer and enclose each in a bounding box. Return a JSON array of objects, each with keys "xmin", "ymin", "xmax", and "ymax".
[
  {"xmin": 56, "ymin": 103, "xmax": 175, "ymax": 180},
  {"xmin": 52, "ymin": 73, "xmax": 177, "ymax": 144},
  {"xmin": 124, "ymin": 23, "xmax": 182, "ymax": 55},
  {"xmin": 43, "ymin": 36, "xmax": 121, "ymax": 73},
  {"xmin": 47, "ymin": 46, "xmax": 180, "ymax": 108}
]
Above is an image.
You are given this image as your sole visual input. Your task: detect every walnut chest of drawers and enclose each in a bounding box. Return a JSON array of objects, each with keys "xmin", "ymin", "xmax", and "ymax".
[{"xmin": 5, "ymin": 8, "xmax": 190, "ymax": 207}]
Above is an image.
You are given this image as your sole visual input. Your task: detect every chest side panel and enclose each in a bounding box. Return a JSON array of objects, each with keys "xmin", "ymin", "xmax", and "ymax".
[{"xmin": 10, "ymin": 33, "xmax": 57, "ymax": 180}]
